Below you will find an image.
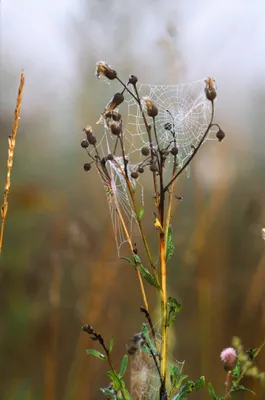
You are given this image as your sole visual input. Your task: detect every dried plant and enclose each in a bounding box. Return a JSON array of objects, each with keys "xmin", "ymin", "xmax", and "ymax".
[
  {"xmin": 81, "ymin": 62, "xmax": 265, "ymax": 399},
  {"xmin": 0, "ymin": 70, "xmax": 25, "ymax": 257}
]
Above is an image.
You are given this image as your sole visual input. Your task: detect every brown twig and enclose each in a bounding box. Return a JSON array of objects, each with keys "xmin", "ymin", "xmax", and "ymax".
[{"xmin": 0, "ymin": 70, "xmax": 25, "ymax": 256}]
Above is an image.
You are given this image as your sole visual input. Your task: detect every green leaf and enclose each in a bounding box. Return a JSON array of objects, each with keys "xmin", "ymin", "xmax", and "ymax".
[
  {"xmin": 86, "ymin": 349, "xmax": 106, "ymax": 360},
  {"xmin": 119, "ymin": 355, "xmax": 128, "ymax": 378},
  {"xmin": 134, "ymin": 255, "xmax": 160, "ymax": 289},
  {"xmin": 100, "ymin": 387, "xmax": 116, "ymax": 399},
  {"xmin": 166, "ymin": 296, "xmax": 182, "ymax": 327},
  {"xmin": 207, "ymin": 383, "xmax": 221, "ymax": 400},
  {"xmin": 120, "ymin": 257, "xmax": 134, "ymax": 265},
  {"xmin": 231, "ymin": 359, "xmax": 241, "ymax": 378},
  {"xmin": 121, "ymin": 388, "xmax": 131, "ymax": 400},
  {"xmin": 109, "ymin": 336, "xmax": 114, "ymax": 354},
  {"xmin": 172, "ymin": 377, "xmax": 205, "ymax": 400},
  {"xmin": 166, "ymin": 225, "xmax": 175, "ymax": 261},
  {"xmin": 231, "ymin": 383, "xmax": 255, "ymax": 395},
  {"xmin": 107, "ymin": 371, "xmax": 123, "ymax": 391},
  {"xmin": 137, "ymin": 207, "xmax": 144, "ymax": 221}
]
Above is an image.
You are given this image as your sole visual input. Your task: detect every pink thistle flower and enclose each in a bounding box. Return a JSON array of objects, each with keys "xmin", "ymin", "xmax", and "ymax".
[{"xmin": 220, "ymin": 347, "xmax": 237, "ymax": 370}]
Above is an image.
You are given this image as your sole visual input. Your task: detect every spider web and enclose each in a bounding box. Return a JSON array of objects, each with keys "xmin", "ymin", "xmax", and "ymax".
[
  {"xmin": 130, "ymin": 320, "xmax": 185, "ymax": 399},
  {"xmin": 89, "ymin": 130, "xmax": 143, "ymax": 256},
  {"xmin": 126, "ymin": 80, "xmax": 214, "ymax": 168}
]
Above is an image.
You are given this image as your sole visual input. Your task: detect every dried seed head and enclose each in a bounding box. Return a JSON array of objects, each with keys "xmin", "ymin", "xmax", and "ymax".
[
  {"xmin": 107, "ymin": 92, "xmax": 124, "ymax": 112},
  {"xmin": 164, "ymin": 122, "xmax": 172, "ymax": 131},
  {"xmin": 171, "ymin": 147, "xmax": 179, "ymax": 156},
  {"xmin": 143, "ymin": 97, "xmax": 158, "ymax": 118},
  {"xmin": 88, "ymin": 135, "xmax": 97, "ymax": 145},
  {"xmin": 83, "ymin": 163, "xmax": 91, "ymax": 172},
  {"xmin": 205, "ymin": 77, "xmax": 217, "ymax": 101},
  {"xmin": 110, "ymin": 121, "xmax": 122, "ymax": 136},
  {"xmin": 150, "ymin": 162, "xmax": 158, "ymax": 172},
  {"xmin": 96, "ymin": 61, "xmax": 117, "ymax": 80},
  {"xmin": 107, "ymin": 154, "xmax": 114, "ymax": 161},
  {"xmin": 84, "ymin": 125, "xmax": 93, "ymax": 139},
  {"xmin": 128, "ymin": 75, "xmax": 138, "ymax": 85},
  {"xmin": 81, "ymin": 139, "xmax": 89, "ymax": 149},
  {"xmin": 131, "ymin": 172, "xmax": 139, "ymax": 179},
  {"xmin": 141, "ymin": 146, "xmax": 150, "ymax": 156},
  {"xmin": 112, "ymin": 111, "xmax": 121, "ymax": 121},
  {"xmin": 216, "ymin": 129, "xmax": 225, "ymax": 142},
  {"xmin": 138, "ymin": 166, "xmax": 144, "ymax": 174}
]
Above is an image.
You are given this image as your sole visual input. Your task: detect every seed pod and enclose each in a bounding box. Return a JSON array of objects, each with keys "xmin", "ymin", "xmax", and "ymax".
[
  {"xmin": 171, "ymin": 147, "xmax": 179, "ymax": 155},
  {"xmin": 110, "ymin": 122, "xmax": 121, "ymax": 136},
  {"xmin": 138, "ymin": 167, "xmax": 144, "ymax": 173},
  {"xmin": 131, "ymin": 172, "xmax": 139, "ymax": 179},
  {"xmin": 143, "ymin": 97, "xmax": 158, "ymax": 118},
  {"xmin": 81, "ymin": 139, "xmax": 89, "ymax": 148},
  {"xmin": 88, "ymin": 135, "xmax": 97, "ymax": 145},
  {"xmin": 216, "ymin": 129, "xmax": 225, "ymax": 142},
  {"xmin": 107, "ymin": 154, "xmax": 114, "ymax": 161},
  {"xmin": 150, "ymin": 163, "xmax": 158, "ymax": 172},
  {"xmin": 128, "ymin": 75, "xmax": 138, "ymax": 85},
  {"xmin": 205, "ymin": 77, "xmax": 217, "ymax": 101},
  {"xmin": 95, "ymin": 61, "xmax": 117, "ymax": 80},
  {"xmin": 83, "ymin": 163, "xmax": 91, "ymax": 171},
  {"xmin": 141, "ymin": 146, "xmax": 150, "ymax": 156}
]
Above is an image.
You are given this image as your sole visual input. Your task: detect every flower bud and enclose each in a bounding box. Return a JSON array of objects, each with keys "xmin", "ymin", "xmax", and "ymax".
[
  {"xmin": 150, "ymin": 162, "xmax": 158, "ymax": 172},
  {"xmin": 88, "ymin": 135, "xmax": 97, "ymax": 145},
  {"xmin": 107, "ymin": 154, "xmax": 114, "ymax": 161},
  {"xmin": 128, "ymin": 75, "xmax": 138, "ymax": 85},
  {"xmin": 171, "ymin": 147, "xmax": 179, "ymax": 156},
  {"xmin": 141, "ymin": 147, "xmax": 150, "ymax": 156},
  {"xmin": 83, "ymin": 163, "xmax": 91, "ymax": 172},
  {"xmin": 96, "ymin": 61, "xmax": 117, "ymax": 80},
  {"xmin": 216, "ymin": 129, "xmax": 225, "ymax": 142},
  {"xmin": 110, "ymin": 121, "xmax": 121, "ymax": 136},
  {"xmin": 81, "ymin": 139, "xmax": 89, "ymax": 148},
  {"xmin": 131, "ymin": 172, "xmax": 139, "ymax": 179},
  {"xmin": 205, "ymin": 77, "xmax": 217, "ymax": 101},
  {"xmin": 112, "ymin": 111, "xmax": 121, "ymax": 121},
  {"xmin": 138, "ymin": 167, "xmax": 144, "ymax": 174},
  {"xmin": 143, "ymin": 97, "xmax": 158, "ymax": 118}
]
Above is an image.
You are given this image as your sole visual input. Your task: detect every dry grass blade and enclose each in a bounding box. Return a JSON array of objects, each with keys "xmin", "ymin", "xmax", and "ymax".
[{"xmin": 0, "ymin": 70, "xmax": 25, "ymax": 257}]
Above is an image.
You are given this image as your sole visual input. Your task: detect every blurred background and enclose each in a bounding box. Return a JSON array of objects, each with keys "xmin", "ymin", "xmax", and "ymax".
[{"xmin": 0, "ymin": 0, "xmax": 265, "ymax": 399}]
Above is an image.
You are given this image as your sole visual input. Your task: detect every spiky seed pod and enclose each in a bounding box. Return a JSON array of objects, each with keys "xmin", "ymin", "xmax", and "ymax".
[
  {"xmin": 138, "ymin": 167, "xmax": 144, "ymax": 174},
  {"xmin": 88, "ymin": 135, "xmax": 97, "ymax": 145},
  {"xmin": 107, "ymin": 154, "xmax": 114, "ymax": 161},
  {"xmin": 83, "ymin": 163, "xmax": 91, "ymax": 171},
  {"xmin": 131, "ymin": 172, "xmax": 139, "ymax": 179},
  {"xmin": 81, "ymin": 139, "xmax": 89, "ymax": 148},
  {"xmin": 110, "ymin": 121, "xmax": 122, "ymax": 136},
  {"xmin": 128, "ymin": 75, "xmax": 138, "ymax": 85},
  {"xmin": 143, "ymin": 97, "xmax": 158, "ymax": 118},
  {"xmin": 164, "ymin": 122, "xmax": 172, "ymax": 130},
  {"xmin": 112, "ymin": 111, "xmax": 121, "ymax": 121},
  {"xmin": 150, "ymin": 163, "xmax": 158, "ymax": 172},
  {"xmin": 216, "ymin": 129, "xmax": 225, "ymax": 142},
  {"xmin": 205, "ymin": 77, "xmax": 217, "ymax": 101},
  {"xmin": 141, "ymin": 147, "xmax": 150, "ymax": 156},
  {"xmin": 171, "ymin": 147, "xmax": 179, "ymax": 155},
  {"xmin": 95, "ymin": 61, "xmax": 117, "ymax": 80}
]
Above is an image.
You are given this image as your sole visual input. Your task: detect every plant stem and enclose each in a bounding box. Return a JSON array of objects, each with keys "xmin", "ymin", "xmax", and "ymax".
[
  {"xmin": 160, "ymin": 230, "xmax": 167, "ymax": 383},
  {"xmin": 0, "ymin": 71, "xmax": 25, "ymax": 257}
]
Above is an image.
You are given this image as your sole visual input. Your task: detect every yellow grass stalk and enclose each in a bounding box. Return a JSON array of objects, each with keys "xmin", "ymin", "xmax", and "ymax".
[{"xmin": 0, "ymin": 70, "xmax": 25, "ymax": 256}]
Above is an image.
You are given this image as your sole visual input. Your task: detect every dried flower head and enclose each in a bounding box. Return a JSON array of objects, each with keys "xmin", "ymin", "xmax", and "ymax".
[
  {"xmin": 220, "ymin": 347, "xmax": 237, "ymax": 370},
  {"xmin": 216, "ymin": 129, "xmax": 225, "ymax": 142},
  {"xmin": 95, "ymin": 61, "xmax": 117, "ymax": 80},
  {"xmin": 205, "ymin": 77, "xmax": 217, "ymax": 101},
  {"xmin": 143, "ymin": 97, "xmax": 158, "ymax": 118}
]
